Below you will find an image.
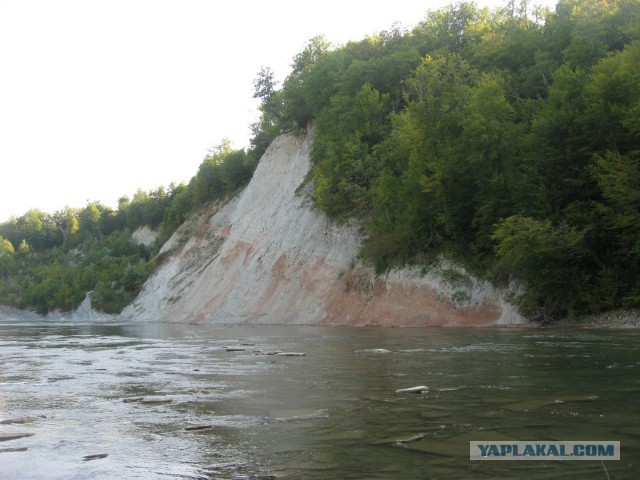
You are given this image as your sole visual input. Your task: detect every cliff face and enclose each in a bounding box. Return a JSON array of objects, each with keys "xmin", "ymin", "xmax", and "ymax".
[{"xmin": 120, "ymin": 131, "xmax": 525, "ymax": 326}]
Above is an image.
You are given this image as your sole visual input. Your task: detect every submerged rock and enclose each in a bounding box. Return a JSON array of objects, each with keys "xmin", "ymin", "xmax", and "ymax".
[
  {"xmin": 274, "ymin": 409, "xmax": 329, "ymax": 421},
  {"xmin": 355, "ymin": 348, "xmax": 392, "ymax": 354},
  {"xmin": 0, "ymin": 447, "xmax": 28, "ymax": 453},
  {"xmin": 373, "ymin": 433, "xmax": 426, "ymax": 445},
  {"xmin": 276, "ymin": 352, "xmax": 306, "ymax": 357},
  {"xmin": 47, "ymin": 376, "xmax": 76, "ymax": 382}
]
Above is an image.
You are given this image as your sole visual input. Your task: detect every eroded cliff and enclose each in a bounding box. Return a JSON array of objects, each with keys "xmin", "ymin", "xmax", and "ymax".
[{"xmin": 120, "ymin": 131, "xmax": 525, "ymax": 326}]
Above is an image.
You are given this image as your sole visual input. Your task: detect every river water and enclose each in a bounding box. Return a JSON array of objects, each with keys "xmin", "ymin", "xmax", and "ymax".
[{"xmin": 0, "ymin": 322, "xmax": 638, "ymax": 479}]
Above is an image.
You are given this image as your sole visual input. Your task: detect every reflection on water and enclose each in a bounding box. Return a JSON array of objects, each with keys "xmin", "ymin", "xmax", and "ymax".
[{"xmin": 0, "ymin": 322, "xmax": 638, "ymax": 479}]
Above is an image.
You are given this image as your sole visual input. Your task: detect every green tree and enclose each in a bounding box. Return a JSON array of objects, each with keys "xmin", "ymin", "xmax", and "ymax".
[
  {"xmin": 17, "ymin": 239, "xmax": 30, "ymax": 255},
  {"xmin": 313, "ymin": 83, "xmax": 390, "ymax": 215},
  {"xmin": 253, "ymin": 66, "xmax": 278, "ymax": 105},
  {"xmin": 492, "ymin": 215, "xmax": 589, "ymax": 320},
  {"xmin": 78, "ymin": 203, "xmax": 104, "ymax": 238},
  {"xmin": 591, "ymin": 150, "xmax": 640, "ymax": 304},
  {"xmin": 457, "ymin": 73, "xmax": 527, "ymax": 251},
  {"xmin": 0, "ymin": 236, "xmax": 15, "ymax": 256},
  {"xmin": 583, "ymin": 40, "xmax": 640, "ymax": 152},
  {"xmin": 281, "ymin": 35, "xmax": 332, "ymax": 128}
]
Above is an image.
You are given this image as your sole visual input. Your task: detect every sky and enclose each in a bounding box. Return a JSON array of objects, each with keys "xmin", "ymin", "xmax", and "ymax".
[{"xmin": 0, "ymin": 0, "xmax": 556, "ymax": 223}]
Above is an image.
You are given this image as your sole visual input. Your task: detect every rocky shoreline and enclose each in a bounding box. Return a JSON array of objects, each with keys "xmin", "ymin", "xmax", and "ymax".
[
  {"xmin": 0, "ymin": 294, "xmax": 114, "ymax": 324},
  {"xmin": 556, "ymin": 309, "xmax": 640, "ymax": 329}
]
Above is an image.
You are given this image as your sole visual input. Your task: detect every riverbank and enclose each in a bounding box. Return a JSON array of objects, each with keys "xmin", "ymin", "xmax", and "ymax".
[
  {"xmin": 3, "ymin": 302, "xmax": 640, "ymax": 329},
  {"xmin": 557, "ymin": 309, "xmax": 640, "ymax": 329},
  {"xmin": 0, "ymin": 294, "xmax": 114, "ymax": 324}
]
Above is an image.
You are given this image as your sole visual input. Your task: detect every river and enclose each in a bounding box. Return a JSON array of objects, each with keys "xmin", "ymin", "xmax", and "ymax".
[{"xmin": 0, "ymin": 322, "xmax": 638, "ymax": 479}]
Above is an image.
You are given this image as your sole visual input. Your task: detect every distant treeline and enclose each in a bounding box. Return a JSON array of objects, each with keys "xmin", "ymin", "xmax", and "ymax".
[
  {"xmin": 0, "ymin": 141, "xmax": 261, "ymax": 313},
  {"xmin": 2, "ymin": 0, "xmax": 639, "ymax": 321}
]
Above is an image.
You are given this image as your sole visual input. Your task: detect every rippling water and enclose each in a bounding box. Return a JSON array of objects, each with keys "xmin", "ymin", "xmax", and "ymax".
[{"xmin": 0, "ymin": 322, "xmax": 638, "ymax": 479}]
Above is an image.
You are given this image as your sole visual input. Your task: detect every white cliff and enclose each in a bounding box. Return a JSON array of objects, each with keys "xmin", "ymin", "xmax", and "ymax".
[{"xmin": 119, "ymin": 131, "xmax": 526, "ymax": 326}]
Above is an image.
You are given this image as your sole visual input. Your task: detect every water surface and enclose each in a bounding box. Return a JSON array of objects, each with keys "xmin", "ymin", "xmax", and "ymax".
[{"xmin": 0, "ymin": 322, "xmax": 638, "ymax": 479}]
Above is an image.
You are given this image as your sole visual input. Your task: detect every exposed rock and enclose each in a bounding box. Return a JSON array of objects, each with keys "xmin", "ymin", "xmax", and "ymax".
[
  {"xmin": 394, "ymin": 434, "xmax": 425, "ymax": 445},
  {"xmin": 395, "ymin": 386, "xmax": 429, "ymax": 394},
  {"xmin": 122, "ymin": 396, "xmax": 144, "ymax": 403},
  {"xmin": 132, "ymin": 225, "xmax": 158, "ymax": 248},
  {"xmin": 140, "ymin": 397, "xmax": 173, "ymax": 404},
  {"xmin": 47, "ymin": 292, "xmax": 115, "ymax": 323},
  {"xmin": 0, "ymin": 447, "xmax": 28, "ymax": 453},
  {"xmin": 0, "ymin": 305, "xmax": 42, "ymax": 322},
  {"xmin": 561, "ymin": 308, "xmax": 640, "ymax": 328},
  {"xmin": 0, "ymin": 433, "xmax": 35, "ymax": 442},
  {"xmin": 83, "ymin": 453, "xmax": 108, "ymax": 461},
  {"xmin": 119, "ymin": 130, "xmax": 527, "ymax": 327},
  {"xmin": 0, "ymin": 417, "xmax": 37, "ymax": 425},
  {"xmin": 185, "ymin": 425, "xmax": 213, "ymax": 431}
]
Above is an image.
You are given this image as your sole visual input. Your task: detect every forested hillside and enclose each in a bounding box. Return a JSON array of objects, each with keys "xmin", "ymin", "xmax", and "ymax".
[
  {"xmin": 1, "ymin": 0, "xmax": 639, "ymax": 322},
  {"xmin": 0, "ymin": 142, "xmax": 258, "ymax": 313},
  {"xmin": 251, "ymin": 0, "xmax": 640, "ymax": 322}
]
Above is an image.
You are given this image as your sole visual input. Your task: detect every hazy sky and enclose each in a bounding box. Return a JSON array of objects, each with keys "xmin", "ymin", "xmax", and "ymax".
[{"xmin": 0, "ymin": 0, "xmax": 555, "ymax": 222}]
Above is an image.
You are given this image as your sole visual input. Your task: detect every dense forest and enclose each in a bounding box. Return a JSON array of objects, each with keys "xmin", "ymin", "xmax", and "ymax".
[{"xmin": 1, "ymin": 0, "xmax": 639, "ymax": 322}]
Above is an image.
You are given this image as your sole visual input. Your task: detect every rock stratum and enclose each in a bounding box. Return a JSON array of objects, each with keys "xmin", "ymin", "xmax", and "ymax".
[{"xmin": 120, "ymin": 131, "xmax": 525, "ymax": 327}]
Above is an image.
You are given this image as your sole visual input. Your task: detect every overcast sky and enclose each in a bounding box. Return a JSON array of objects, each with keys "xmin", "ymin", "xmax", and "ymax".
[{"xmin": 0, "ymin": 0, "xmax": 555, "ymax": 222}]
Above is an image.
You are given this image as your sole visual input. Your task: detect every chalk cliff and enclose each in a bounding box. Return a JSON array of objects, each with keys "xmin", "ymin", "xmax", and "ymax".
[{"xmin": 120, "ymin": 131, "xmax": 525, "ymax": 326}]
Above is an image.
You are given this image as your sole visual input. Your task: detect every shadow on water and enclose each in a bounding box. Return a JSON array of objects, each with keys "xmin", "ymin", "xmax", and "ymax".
[{"xmin": 0, "ymin": 322, "xmax": 638, "ymax": 479}]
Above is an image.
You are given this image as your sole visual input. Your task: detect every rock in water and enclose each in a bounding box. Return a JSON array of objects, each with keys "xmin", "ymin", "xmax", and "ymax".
[
  {"xmin": 395, "ymin": 386, "xmax": 429, "ymax": 394},
  {"xmin": 122, "ymin": 396, "xmax": 145, "ymax": 403},
  {"xmin": 83, "ymin": 453, "xmax": 108, "ymax": 461},
  {"xmin": 0, "ymin": 447, "xmax": 28, "ymax": 453},
  {"xmin": 140, "ymin": 397, "xmax": 173, "ymax": 404},
  {"xmin": 394, "ymin": 434, "xmax": 425, "ymax": 444},
  {"xmin": 185, "ymin": 425, "xmax": 213, "ymax": 431},
  {"xmin": 0, "ymin": 433, "xmax": 35, "ymax": 442},
  {"xmin": 0, "ymin": 417, "xmax": 37, "ymax": 425}
]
